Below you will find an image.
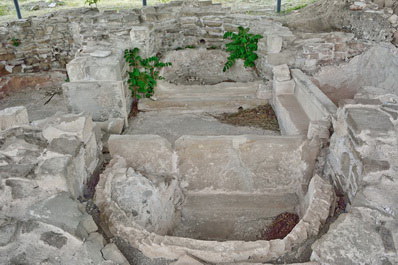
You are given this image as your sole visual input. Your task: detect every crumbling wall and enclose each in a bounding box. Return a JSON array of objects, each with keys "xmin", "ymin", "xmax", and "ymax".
[{"xmin": 283, "ymin": 0, "xmax": 398, "ymax": 45}]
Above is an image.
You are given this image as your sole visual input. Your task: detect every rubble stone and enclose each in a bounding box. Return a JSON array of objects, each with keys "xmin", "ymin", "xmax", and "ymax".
[{"xmin": 0, "ymin": 106, "xmax": 29, "ymax": 131}]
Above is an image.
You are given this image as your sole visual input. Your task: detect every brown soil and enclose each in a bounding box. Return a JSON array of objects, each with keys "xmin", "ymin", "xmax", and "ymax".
[
  {"xmin": 214, "ymin": 104, "xmax": 280, "ymax": 131},
  {"xmin": 129, "ymin": 99, "xmax": 139, "ymax": 118},
  {"xmin": 260, "ymin": 212, "xmax": 299, "ymax": 240}
]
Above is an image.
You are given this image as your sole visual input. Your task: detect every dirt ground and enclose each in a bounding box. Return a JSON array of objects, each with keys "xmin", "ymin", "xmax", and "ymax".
[{"xmin": 213, "ymin": 104, "xmax": 280, "ymax": 132}]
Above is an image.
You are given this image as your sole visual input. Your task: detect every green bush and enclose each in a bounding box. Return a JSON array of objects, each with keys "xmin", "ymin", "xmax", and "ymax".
[
  {"xmin": 85, "ymin": 0, "xmax": 100, "ymax": 7},
  {"xmin": 124, "ymin": 48, "xmax": 171, "ymax": 100},
  {"xmin": 223, "ymin": 26, "xmax": 263, "ymax": 72},
  {"xmin": 0, "ymin": 5, "xmax": 10, "ymax": 16}
]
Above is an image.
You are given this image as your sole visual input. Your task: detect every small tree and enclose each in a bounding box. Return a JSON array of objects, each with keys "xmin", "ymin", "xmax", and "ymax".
[
  {"xmin": 124, "ymin": 47, "xmax": 171, "ymax": 101},
  {"xmin": 223, "ymin": 26, "xmax": 263, "ymax": 72}
]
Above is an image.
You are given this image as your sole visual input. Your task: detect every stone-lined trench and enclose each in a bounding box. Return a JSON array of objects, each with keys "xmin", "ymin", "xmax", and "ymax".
[{"xmin": 1, "ymin": 1, "xmax": 398, "ymax": 265}]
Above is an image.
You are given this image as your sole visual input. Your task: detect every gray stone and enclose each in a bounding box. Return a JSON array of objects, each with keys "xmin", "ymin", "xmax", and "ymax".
[
  {"xmin": 108, "ymin": 135, "xmax": 174, "ymax": 176},
  {"xmin": 40, "ymin": 231, "xmax": 68, "ymax": 249},
  {"xmin": 176, "ymin": 135, "xmax": 307, "ymax": 192},
  {"xmin": 272, "ymin": 64, "xmax": 291, "ymax": 82},
  {"xmin": 28, "ymin": 192, "xmax": 85, "ymax": 237},
  {"xmin": 102, "ymin": 243, "xmax": 129, "ymax": 265},
  {"xmin": 266, "ymin": 35, "xmax": 283, "ymax": 54},
  {"xmin": 346, "ymin": 108, "xmax": 394, "ymax": 137},
  {"xmin": 79, "ymin": 214, "xmax": 98, "ymax": 234},
  {"xmin": 67, "ymin": 52, "xmax": 125, "ymax": 82},
  {"xmin": 63, "ymin": 81, "xmax": 130, "ymax": 125},
  {"xmin": 0, "ymin": 106, "xmax": 29, "ymax": 131},
  {"xmin": 273, "ymin": 80, "xmax": 295, "ymax": 95},
  {"xmin": 48, "ymin": 136, "xmax": 82, "ymax": 156},
  {"xmin": 311, "ymin": 208, "xmax": 393, "ymax": 265},
  {"xmin": 0, "ymin": 220, "xmax": 17, "ymax": 246},
  {"xmin": 90, "ymin": 50, "xmax": 112, "ymax": 58}
]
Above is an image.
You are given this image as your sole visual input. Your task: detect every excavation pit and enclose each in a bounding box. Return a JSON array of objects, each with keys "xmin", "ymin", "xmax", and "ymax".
[{"xmin": 95, "ymin": 134, "xmax": 335, "ymax": 263}]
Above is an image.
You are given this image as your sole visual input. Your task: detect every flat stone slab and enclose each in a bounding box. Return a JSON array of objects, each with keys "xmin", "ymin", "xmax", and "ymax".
[
  {"xmin": 176, "ymin": 135, "xmax": 308, "ymax": 192},
  {"xmin": 125, "ymin": 111, "xmax": 279, "ymax": 143},
  {"xmin": 346, "ymin": 108, "xmax": 394, "ymax": 137},
  {"xmin": 172, "ymin": 192, "xmax": 298, "ymax": 241},
  {"xmin": 311, "ymin": 207, "xmax": 397, "ymax": 265}
]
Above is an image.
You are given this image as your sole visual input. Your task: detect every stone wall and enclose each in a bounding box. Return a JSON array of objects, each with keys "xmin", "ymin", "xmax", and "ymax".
[
  {"xmin": 1, "ymin": 1, "xmax": 295, "ymax": 78},
  {"xmin": 283, "ymin": 0, "xmax": 398, "ymax": 45}
]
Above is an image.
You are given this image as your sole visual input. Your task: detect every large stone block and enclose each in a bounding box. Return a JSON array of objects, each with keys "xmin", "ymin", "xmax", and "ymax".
[
  {"xmin": 130, "ymin": 26, "xmax": 155, "ymax": 57},
  {"xmin": 63, "ymin": 81, "xmax": 130, "ymax": 125},
  {"xmin": 66, "ymin": 51, "xmax": 126, "ymax": 82},
  {"xmin": 108, "ymin": 135, "xmax": 175, "ymax": 176},
  {"xmin": 0, "ymin": 106, "xmax": 29, "ymax": 131},
  {"xmin": 273, "ymin": 79, "xmax": 295, "ymax": 95},
  {"xmin": 346, "ymin": 108, "xmax": 394, "ymax": 138},
  {"xmin": 266, "ymin": 35, "xmax": 283, "ymax": 54},
  {"xmin": 311, "ymin": 207, "xmax": 394, "ymax": 265},
  {"xmin": 175, "ymin": 135, "xmax": 306, "ymax": 192},
  {"xmin": 272, "ymin": 64, "xmax": 291, "ymax": 82}
]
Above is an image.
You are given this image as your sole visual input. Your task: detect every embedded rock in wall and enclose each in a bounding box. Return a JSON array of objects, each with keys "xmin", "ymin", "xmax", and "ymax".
[
  {"xmin": 312, "ymin": 43, "xmax": 398, "ymax": 103},
  {"xmin": 312, "ymin": 207, "xmax": 398, "ymax": 265},
  {"xmin": 94, "ymin": 156, "xmax": 183, "ymax": 235},
  {"xmin": 0, "ymin": 106, "xmax": 29, "ymax": 130}
]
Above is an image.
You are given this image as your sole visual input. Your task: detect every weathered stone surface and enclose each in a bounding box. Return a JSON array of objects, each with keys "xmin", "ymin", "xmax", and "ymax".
[
  {"xmin": 161, "ymin": 48, "xmax": 259, "ymax": 85},
  {"xmin": 266, "ymin": 35, "xmax": 283, "ymax": 54},
  {"xmin": 108, "ymin": 135, "xmax": 175, "ymax": 176},
  {"xmin": 0, "ymin": 106, "xmax": 29, "ymax": 131},
  {"xmin": 313, "ymin": 44, "xmax": 398, "ymax": 102},
  {"xmin": 176, "ymin": 135, "xmax": 308, "ymax": 192},
  {"xmin": 67, "ymin": 51, "xmax": 125, "ymax": 82},
  {"xmin": 273, "ymin": 79, "xmax": 295, "ymax": 95},
  {"xmin": 0, "ymin": 220, "xmax": 106, "ymax": 265},
  {"xmin": 102, "ymin": 243, "xmax": 129, "ymax": 265},
  {"xmin": 311, "ymin": 207, "xmax": 396, "ymax": 265},
  {"xmin": 63, "ymin": 81, "xmax": 130, "ymax": 125},
  {"xmin": 28, "ymin": 192, "xmax": 85, "ymax": 237},
  {"xmin": 272, "ymin": 64, "xmax": 291, "ymax": 82},
  {"xmin": 273, "ymin": 94, "xmax": 310, "ymax": 135},
  {"xmin": 346, "ymin": 108, "xmax": 394, "ymax": 137}
]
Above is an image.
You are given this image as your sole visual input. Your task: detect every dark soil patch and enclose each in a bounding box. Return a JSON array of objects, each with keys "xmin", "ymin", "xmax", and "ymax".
[
  {"xmin": 214, "ymin": 104, "xmax": 279, "ymax": 131},
  {"xmin": 260, "ymin": 212, "xmax": 299, "ymax": 240},
  {"xmin": 129, "ymin": 99, "xmax": 139, "ymax": 118}
]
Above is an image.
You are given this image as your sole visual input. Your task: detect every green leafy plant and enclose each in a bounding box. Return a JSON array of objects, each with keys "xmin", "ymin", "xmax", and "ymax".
[
  {"xmin": 11, "ymin": 38, "xmax": 21, "ymax": 47},
  {"xmin": 85, "ymin": 0, "xmax": 100, "ymax": 7},
  {"xmin": 223, "ymin": 26, "xmax": 263, "ymax": 72},
  {"xmin": 124, "ymin": 48, "xmax": 171, "ymax": 100}
]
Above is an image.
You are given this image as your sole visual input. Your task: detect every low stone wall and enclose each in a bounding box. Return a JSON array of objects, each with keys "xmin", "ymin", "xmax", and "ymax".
[
  {"xmin": 314, "ymin": 87, "xmax": 398, "ymax": 264},
  {"xmin": 0, "ymin": 107, "xmax": 130, "ymax": 265},
  {"xmin": 108, "ymin": 134, "xmax": 317, "ymax": 194}
]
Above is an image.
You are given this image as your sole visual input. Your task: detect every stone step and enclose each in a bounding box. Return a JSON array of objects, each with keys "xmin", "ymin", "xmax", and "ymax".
[
  {"xmin": 273, "ymin": 94, "xmax": 310, "ymax": 136},
  {"xmin": 172, "ymin": 192, "xmax": 298, "ymax": 241},
  {"xmin": 155, "ymin": 81, "xmax": 262, "ymax": 97},
  {"xmin": 139, "ymin": 81, "xmax": 266, "ymax": 112},
  {"xmin": 139, "ymin": 97, "xmax": 266, "ymax": 112}
]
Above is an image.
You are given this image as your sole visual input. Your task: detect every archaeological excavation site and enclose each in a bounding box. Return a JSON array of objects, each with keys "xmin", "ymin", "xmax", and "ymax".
[{"xmin": 0, "ymin": 0, "xmax": 398, "ymax": 264}]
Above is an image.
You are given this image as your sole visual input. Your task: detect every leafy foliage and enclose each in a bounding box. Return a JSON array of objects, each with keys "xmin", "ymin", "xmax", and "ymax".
[
  {"xmin": 11, "ymin": 38, "xmax": 21, "ymax": 47},
  {"xmin": 85, "ymin": 0, "xmax": 100, "ymax": 7},
  {"xmin": 124, "ymin": 48, "xmax": 171, "ymax": 100},
  {"xmin": 223, "ymin": 26, "xmax": 263, "ymax": 72}
]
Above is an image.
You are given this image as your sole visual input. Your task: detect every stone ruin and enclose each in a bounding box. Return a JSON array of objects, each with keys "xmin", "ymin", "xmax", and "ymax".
[{"xmin": 0, "ymin": 0, "xmax": 398, "ymax": 264}]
